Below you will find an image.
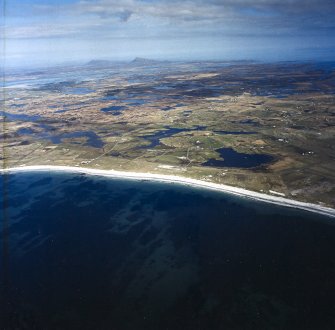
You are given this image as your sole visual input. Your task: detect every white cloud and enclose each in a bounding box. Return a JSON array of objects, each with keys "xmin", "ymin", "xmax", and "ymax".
[{"xmin": 4, "ymin": 0, "xmax": 335, "ymax": 40}]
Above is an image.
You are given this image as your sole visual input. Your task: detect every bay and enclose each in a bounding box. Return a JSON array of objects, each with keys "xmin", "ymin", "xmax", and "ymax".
[{"xmin": 0, "ymin": 172, "xmax": 334, "ymax": 329}]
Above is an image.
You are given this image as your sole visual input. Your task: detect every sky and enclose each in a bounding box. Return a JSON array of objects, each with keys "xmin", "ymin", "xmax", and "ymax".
[{"xmin": 1, "ymin": 0, "xmax": 335, "ymax": 67}]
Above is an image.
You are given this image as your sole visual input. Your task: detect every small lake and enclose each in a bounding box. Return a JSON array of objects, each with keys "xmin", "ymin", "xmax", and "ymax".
[
  {"xmin": 17, "ymin": 127, "xmax": 104, "ymax": 149},
  {"xmin": 101, "ymin": 105, "xmax": 126, "ymax": 115},
  {"xmin": 138, "ymin": 127, "xmax": 187, "ymax": 149},
  {"xmin": 10, "ymin": 104, "xmax": 26, "ymax": 108},
  {"xmin": 239, "ymin": 119, "xmax": 260, "ymax": 126},
  {"xmin": 63, "ymin": 87, "xmax": 95, "ymax": 95},
  {"xmin": 3, "ymin": 111, "xmax": 41, "ymax": 122},
  {"xmin": 1, "ymin": 171, "xmax": 334, "ymax": 329},
  {"xmin": 50, "ymin": 131, "xmax": 104, "ymax": 148},
  {"xmin": 101, "ymin": 95, "xmax": 151, "ymax": 106},
  {"xmin": 37, "ymin": 82, "xmax": 95, "ymax": 95},
  {"xmin": 203, "ymin": 147, "xmax": 274, "ymax": 168},
  {"xmin": 138, "ymin": 126, "xmax": 205, "ymax": 149}
]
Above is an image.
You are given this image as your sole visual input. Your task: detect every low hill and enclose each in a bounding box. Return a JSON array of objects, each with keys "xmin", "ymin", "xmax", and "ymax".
[
  {"xmin": 130, "ymin": 57, "xmax": 167, "ymax": 65},
  {"xmin": 86, "ymin": 60, "xmax": 115, "ymax": 66}
]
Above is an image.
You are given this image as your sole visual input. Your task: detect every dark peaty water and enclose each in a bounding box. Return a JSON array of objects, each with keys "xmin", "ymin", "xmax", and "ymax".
[
  {"xmin": 0, "ymin": 172, "xmax": 335, "ymax": 330},
  {"xmin": 202, "ymin": 147, "xmax": 274, "ymax": 168}
]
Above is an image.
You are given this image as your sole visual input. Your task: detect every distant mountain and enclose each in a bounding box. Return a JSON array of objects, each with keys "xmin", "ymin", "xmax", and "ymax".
[
  {"xmin": 85, "ymin": 58, "xmax": 168, "ymax": 67},
  {"xmin": 130, "ymin": 57, "xmax": 167, "ymax": 65},
  {"xmin": 86, "ymin": 59, "xmax": 115, "ymax": 66}
]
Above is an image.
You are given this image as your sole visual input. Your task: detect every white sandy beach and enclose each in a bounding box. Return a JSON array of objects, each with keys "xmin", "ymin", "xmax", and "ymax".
[{"xmin": 1, "ymin": 165, "xmax": 335, "ymax": 218}]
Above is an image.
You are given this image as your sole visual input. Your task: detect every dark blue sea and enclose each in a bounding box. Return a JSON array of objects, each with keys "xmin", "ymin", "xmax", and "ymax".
[{"xmin": 1, "ymin": 171, "xmax": 335, "ymax": 329}]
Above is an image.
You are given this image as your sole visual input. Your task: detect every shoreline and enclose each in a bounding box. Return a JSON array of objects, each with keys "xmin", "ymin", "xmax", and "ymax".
[{"xmin": 1, "ymin": 165, "xmax": 335, "ymax": 218}]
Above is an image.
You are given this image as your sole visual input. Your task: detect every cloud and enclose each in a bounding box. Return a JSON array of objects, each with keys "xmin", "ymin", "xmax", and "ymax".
[
  {"xmin": 4, "ymin": 0, "xmax": 335, "ymax": 40},
  {"xmin": 72, "ymin": 0, "xmax": 335, "ymax": 22},
  {"xmin": 74, "ymin": 0, "xmax": 232, "ymax": 21}
]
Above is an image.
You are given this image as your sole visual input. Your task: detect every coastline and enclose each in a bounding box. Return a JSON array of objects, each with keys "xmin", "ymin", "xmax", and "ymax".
[{"xmin": 1, "ymin": 165, "xmax": 335, "ymax": 218}]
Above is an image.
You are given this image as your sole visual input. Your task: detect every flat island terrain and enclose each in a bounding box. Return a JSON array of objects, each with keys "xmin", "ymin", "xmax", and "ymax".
[{"xmin": 2, "ymin": 59, "xmax": 335, "ymax": 207}]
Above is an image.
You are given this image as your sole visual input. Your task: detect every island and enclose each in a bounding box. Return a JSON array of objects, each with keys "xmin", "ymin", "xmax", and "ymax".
[{"xmin": 2, "ymin": 60, "xmax": 335, "ymax": 208}]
